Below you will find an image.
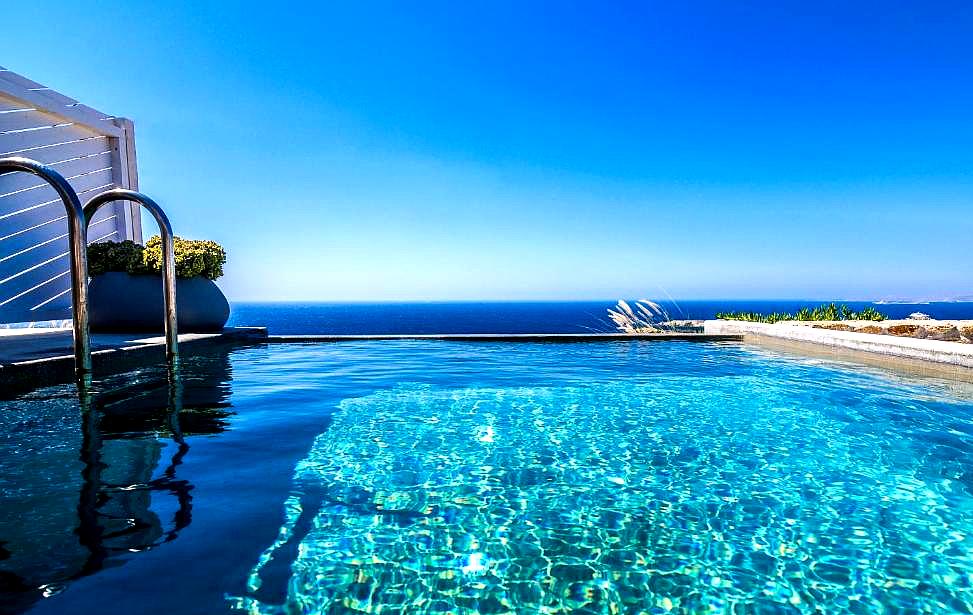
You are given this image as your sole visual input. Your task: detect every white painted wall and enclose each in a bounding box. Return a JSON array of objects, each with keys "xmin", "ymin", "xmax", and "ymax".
[{"xmin": 0, "ymin": 67, "xmax": 141, "ymax": 324}]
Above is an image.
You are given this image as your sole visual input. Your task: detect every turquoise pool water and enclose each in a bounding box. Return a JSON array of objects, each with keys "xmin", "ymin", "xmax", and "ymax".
[{"xmin": 2, "ymin": 341, "xmax": 973, "ymax": 613}]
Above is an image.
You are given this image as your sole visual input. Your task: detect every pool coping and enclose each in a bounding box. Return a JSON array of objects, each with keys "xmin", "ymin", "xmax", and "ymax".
[
  {"xmin": 264, "ymin": 333, "xmax": 743, "ymax": 343},
  {"xmin": 0, "ymin": 327, "xmax": 267, "ymax": 397}
]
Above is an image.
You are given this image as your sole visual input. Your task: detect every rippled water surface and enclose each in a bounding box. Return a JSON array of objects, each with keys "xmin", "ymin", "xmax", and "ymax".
[{"xmin": 2, "ymin": 341, "xmax": 973, "ymax": 614}]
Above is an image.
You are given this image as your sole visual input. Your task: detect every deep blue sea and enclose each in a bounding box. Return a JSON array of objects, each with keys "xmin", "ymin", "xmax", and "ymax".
[{"xmin": 226, "ymin": 300, "xmax": 973, "ymax": 334}]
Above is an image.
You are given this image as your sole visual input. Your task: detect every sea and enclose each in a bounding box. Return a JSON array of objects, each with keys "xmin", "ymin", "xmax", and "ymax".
[{"xmin": 226, "ymin": 300, "xmax": 973, "ymax": 335}]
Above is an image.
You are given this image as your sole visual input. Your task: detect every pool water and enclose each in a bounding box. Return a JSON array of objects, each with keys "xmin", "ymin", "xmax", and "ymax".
[{"xmin": 2, "ymin": 341, "xmax": 973, "ymax": 614}]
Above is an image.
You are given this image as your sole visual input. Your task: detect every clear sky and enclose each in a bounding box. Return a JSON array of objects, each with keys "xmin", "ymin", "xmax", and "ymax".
[{"xmin": 4, "ymin": 1, "xmax": 972, "ymax": 301}]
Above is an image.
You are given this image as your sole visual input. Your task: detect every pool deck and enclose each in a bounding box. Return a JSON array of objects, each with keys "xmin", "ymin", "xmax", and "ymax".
[
  {"xmin": 0, "ymin": 327, "xmax": 267, "ymax": 395},
  {"xmin": 704, "ymin": 319, "xmax": 973, "ymax": 377}
]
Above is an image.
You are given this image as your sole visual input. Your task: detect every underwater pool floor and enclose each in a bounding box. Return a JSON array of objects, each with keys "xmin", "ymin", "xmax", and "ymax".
[{"xmin": 2, "ymin": 341, "xmax": 973, "ymax": 614}]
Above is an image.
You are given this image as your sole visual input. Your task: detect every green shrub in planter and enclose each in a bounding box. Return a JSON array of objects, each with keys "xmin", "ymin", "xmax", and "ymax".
[
  {"xmin": 87, "ymin": 236, "xmax": 230, "ymax": 332},
  {"xmin": 87, "ymin": 240, "xmax": 147, "ymax": 276},
  {"xmin": 88, "ymin": 236, "xmax": 226, "ymax": 280},
  {"xmin": 143, "ymin": 236, "xmax": 226, "ymax": 280}
]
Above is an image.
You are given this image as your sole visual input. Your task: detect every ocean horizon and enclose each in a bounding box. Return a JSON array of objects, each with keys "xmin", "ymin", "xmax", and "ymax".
[{"xmin": 226, "ymin": 300, "xmax": 973, "ymax": 335}]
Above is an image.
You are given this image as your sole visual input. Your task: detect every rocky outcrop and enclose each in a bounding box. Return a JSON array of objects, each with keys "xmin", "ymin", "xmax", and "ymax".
[
  {"xmin": 926, "ymin": 326, "xmax": 961, "ymax": 342},
  {"xmin": 962, "ymin": 327, "xmax": 973, "ymax": 344},
  {"xmin": 772, "ymin": 321, "xmax": 973, "ymax": 344},
  {"xmin": 812, "ymin": 324, "xmax": 853, "ymax": 331}
]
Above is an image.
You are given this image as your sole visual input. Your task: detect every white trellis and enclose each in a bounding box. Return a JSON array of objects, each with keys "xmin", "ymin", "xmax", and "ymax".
[{"xmin": 0, "ymin": 66, "xmax": 141, "ymax": 324}]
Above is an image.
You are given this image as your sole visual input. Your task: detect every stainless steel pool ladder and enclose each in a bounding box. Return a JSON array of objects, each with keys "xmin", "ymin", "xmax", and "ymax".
[
  {"xmin": 0, "ymin": 156, "xmax": 179, "ymax": 375},
  {"xmin": 84, "ymin": 189, "xmax": 179, "ymax": 364}
]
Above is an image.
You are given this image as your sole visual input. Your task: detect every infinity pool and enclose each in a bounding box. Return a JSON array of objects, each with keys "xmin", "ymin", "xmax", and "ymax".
[{"xmin": 2, "ymin": 341, "xmax": 973, "ymax": 614}]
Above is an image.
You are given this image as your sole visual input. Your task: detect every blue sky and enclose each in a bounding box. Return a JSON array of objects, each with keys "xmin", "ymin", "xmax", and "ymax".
[{"xmin": 5, "ymin": 1, "xmax": 972, "ymax": 301}]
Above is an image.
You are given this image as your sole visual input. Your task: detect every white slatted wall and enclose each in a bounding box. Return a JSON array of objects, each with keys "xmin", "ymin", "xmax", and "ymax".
[{"xmin": 0, "ymin": 67, "xmax": 141, "ymax": 324}]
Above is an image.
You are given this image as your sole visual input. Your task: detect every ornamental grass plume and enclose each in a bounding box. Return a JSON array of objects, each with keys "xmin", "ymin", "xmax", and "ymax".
[{"xmin": 608, "ymin": 299, "xmax": 671, "ymax": 333}]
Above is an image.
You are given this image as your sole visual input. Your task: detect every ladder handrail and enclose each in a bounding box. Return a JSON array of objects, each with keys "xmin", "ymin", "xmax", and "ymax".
[
  {"xmin": 83, "ymin": 189, "xmax": 179, "ymax": 363},
  {"xmin": 0, "ymin": 157, "xmax": 91, "ymax": 374}
]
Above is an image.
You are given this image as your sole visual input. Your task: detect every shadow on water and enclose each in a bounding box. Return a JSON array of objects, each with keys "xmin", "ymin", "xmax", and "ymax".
[{"xmin": 0, "ymin": 349, "xmax": 235, "ymax": 614}]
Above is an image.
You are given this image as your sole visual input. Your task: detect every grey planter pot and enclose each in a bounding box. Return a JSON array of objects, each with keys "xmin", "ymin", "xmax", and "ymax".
[{"xmin": 89, "ymin": 272, "xmax": 230, "ymax": 333}]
